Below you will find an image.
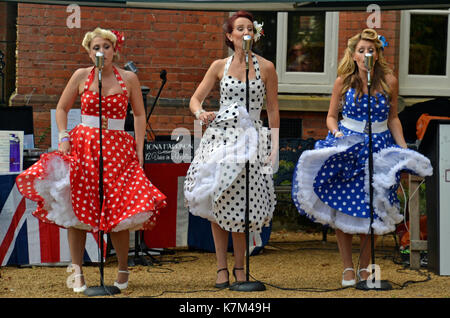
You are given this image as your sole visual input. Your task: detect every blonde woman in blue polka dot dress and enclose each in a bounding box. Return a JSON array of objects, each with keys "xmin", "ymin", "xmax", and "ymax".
[{"xmin": 291, "ymin": 29, "xmax": 432, "ymax": 287}]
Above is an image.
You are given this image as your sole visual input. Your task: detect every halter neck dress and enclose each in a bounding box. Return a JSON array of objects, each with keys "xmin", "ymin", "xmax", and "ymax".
[
  {"xmin": 184, "ymin": 54, "xmax": 276, "ymax": 233},
  {"xmin": 16, "ymin": 66, "xmax": 167, "ymax": 233},
  {"xmin": 292, "ymin": 88, "xmax": 432, "ymax": 235}
]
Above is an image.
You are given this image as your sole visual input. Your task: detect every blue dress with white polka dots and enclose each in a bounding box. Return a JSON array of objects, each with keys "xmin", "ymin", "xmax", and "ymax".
[{"xmin": 291, "ymin": 88, "xmax": 433, "ymax": 235}]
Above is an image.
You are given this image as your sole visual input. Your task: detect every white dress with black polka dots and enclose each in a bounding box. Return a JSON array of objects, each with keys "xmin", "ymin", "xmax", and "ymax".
[{"xmin": 184, "ymin": 54, "xmax": 276, "ymax": 233}]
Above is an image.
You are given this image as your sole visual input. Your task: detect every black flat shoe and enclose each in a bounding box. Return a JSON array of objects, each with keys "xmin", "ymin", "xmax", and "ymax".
[{"xmin": 214, "ymin": 268, "xmax": 229, "ymax": 288}]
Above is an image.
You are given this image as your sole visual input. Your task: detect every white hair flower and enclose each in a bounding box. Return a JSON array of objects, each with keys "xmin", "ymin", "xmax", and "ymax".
[{"xmin": 253, "ymin": 20, "xmax": 264, "ymax": 42}]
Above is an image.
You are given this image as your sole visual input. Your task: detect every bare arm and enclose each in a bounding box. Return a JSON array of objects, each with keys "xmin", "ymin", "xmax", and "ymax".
[
  {"xmin": 260, "ymin": 57, "xmax": 279, "ymax": 143},
  {"xmin": 261, "ymin": 58, "xmax": 280, "ymax": 130},
  {"xmin": 56, "ymin": 68, "xmax": 86, "ymax": 154},
  {"xmin": 259, "ymin": 56, "xmax": 280, "ymax": 168},
  {"xmin": 386, "ymin": 74, "xmax": 407, "ymax": 149},
  {"xmin": 126, "ymin": 70, "xmax": 146, "ymax": 166},
  {"xmin": 189, "ymin": 59, "xmax": 225, "ymax": 124},
  {"xmin": 326, "ymin": 77, "xmax": 344, "ymax": 137}
]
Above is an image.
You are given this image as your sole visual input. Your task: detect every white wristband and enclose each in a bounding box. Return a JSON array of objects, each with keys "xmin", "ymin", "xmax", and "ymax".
[
  {"xmin": 194, "ymin": 109, "xmax": 206, "ymax": 120},
  {"xmin": 58, "ymin": 130, "xmax": 69, "ymax": 142}
]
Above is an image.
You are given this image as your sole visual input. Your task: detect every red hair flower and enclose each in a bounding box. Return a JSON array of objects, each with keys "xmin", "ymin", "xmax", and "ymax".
[{"xmin": 111, "ymin": 30, "xmax": 125, "ymax": 52}]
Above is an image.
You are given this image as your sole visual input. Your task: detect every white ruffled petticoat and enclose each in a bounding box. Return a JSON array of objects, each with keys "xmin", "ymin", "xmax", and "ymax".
[
  {"xmin": 32, "ymin": 154, "xmax": 152, "ymax": 232},
  {"xmin": 185, "ymin": 53, "xmax": 276, "ymax": 233},
  {"xmin": 184, "ymin": 103, "xmax": 275, "ymax": 233},
  {"xmin": 292, "ymin": 135, "xmax": 433, "ymax": 235}
]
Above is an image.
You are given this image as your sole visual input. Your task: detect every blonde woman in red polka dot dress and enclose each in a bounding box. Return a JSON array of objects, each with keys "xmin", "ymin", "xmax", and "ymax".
[{"xmin": 15, "ymin": 28, "xmax": 167, "ymax": 292}]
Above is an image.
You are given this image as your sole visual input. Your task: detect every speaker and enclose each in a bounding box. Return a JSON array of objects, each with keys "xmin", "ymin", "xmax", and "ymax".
[
  {"xmin": 419, "ymin": 119, "xmax": 450, "ymax": 276},
  {"xmin": 0, "ymin": 106, "xmax": 34, "ymax": 134}
]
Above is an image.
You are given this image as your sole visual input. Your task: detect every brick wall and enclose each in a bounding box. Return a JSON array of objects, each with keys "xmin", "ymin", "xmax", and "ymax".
[
  {"xmin": 0, "ymin": 3, "xmax": 7, "ymax": 104},
  {"xmin": 0, "ymin": 3, "xmax": 7, "ymax": 54},
  {"xmin": 12, "ymin": 3, "xmax": 227, "ymax": 147},
  {"xmin": 0, "ymin": 2, "xmax": 17, "ymax": 106},
  {"xmin": 338, "ymin": 10, "xmax": 401, "ymax": 76},
  {"xmin": 10, "ymin": 4, "xmax": 402, "ymax": 147}
]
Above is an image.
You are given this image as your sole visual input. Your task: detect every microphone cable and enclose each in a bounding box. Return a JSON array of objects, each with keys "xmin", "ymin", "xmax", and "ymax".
[
  {"xmin": 131, "ymin": 235, "xmax": 430, "ymax": 298},
  {"xmin": 247, "ymin": 239, "xmax": 431, "ymax": 294},
  {"xmin": 104, "ymin": 179, "xmax": 430, "ymax": 297}
]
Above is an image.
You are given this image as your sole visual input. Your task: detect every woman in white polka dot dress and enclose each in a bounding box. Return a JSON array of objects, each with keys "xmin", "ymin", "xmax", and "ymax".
[
  {"xmin": 15, "ymin": 28, "xmax": 167, "ymax": 292},
  {"xmin": 291, "ymin": 29, "xmax": 432, "ymax": 286},
  {"xmin": 184, "ymin": 11, "xmax": 279, "ymax": 288}
]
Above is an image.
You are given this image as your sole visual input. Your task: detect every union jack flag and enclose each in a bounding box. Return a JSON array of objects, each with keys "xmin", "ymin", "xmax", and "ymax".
[
  {"xmin": 0, "ymin": 174, "xmax": 102, "ymax": 266},
  {"xmin": 143, "ymin": 163, "xmax": 271, "ymax": 255}
]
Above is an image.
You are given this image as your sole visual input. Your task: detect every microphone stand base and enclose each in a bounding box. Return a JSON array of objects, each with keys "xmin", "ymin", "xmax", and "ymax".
[
  {"xmin": 83, "ymin": 285, "xmax": 121, "ymax": 297},
  {"xmin": 355, "ymin": 280, "xmax": 392, "ymax": 291},
  {"xmin": 229, "ymin": 281, "xmax": 266, "ymax": 292},
  {"xmin": 128, "ymin": 255, "xmax": 152, "ymax": 267}
]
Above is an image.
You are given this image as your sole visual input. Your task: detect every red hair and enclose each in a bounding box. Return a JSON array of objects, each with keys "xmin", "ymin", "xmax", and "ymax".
[{"xmin": 223, "ymin": 11, "xmax": 254, "ymax": 50}]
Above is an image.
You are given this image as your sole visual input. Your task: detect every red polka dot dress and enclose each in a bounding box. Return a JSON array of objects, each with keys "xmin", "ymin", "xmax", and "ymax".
[{"xmin": 16, "ymin": 66, "xmax": 167, "ymax": 233}]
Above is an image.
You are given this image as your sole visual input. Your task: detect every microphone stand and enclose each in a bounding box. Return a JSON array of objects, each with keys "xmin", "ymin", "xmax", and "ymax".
[
  {"xmin": 146, "ymin": 70, "xmax": 167, "ymax": 142},
  {"xmin": 229, "ymin": 39, "xmax": 265, "ymax": 292},
  {"xmin": 84, "ymin": 63, "xmax": 121, "ymax": 296},
  {"xmin": 356, "ymin": 58, "xmax": 392, "ymax": 291},
  {"xmin": 130, "ymin": 86, "xmax": 158, "ymax": 267},
  {"xmin": 130, "ymin": 70, "xmax": 171, "ymax": 267}
]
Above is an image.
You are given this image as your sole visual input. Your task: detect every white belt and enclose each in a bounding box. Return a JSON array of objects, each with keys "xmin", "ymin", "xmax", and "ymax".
[
  {"xmin": 81, "ymin": 115, "xmax": 125, "ymax": 131},
  {"xmin": 341, "ymin": 116, "xmax": 388, "ymax": 134}
]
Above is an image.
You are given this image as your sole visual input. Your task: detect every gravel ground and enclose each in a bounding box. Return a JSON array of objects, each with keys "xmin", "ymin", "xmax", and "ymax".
[{"xmin": 1, "ymin": 231, "xmax": 449, "ymax": 308}]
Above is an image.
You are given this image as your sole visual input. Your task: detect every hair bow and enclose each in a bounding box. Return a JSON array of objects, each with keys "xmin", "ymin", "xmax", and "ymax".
[
  {"xmin": 378, "ymin": 35, "xmax": 388, "ymax": 51},
  {"xmin": 253, "ymin": 21, "xmax": 264, "ymax": 42},
  {"xmin": 111, "ymin": 30, "xmax": 125, "ymax": 52}
]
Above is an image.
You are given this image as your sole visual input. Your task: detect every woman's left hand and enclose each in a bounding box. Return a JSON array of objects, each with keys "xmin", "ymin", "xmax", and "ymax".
[
  {"xmin": 137, "ymin": 150, "xmax": 144, "ymax": 167},
  {"xmin": 264, "ymin": 149, "xmax": 279, "ymax": 172}
]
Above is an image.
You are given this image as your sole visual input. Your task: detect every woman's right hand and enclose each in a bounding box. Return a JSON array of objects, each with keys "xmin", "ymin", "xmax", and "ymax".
[
  {"xmin": 198, "ymin": 111, "xmax": 216, "ymax": 126},
  {"xmin": 58, "ymin": 140, "xmax": 71, "ymax": 155}
]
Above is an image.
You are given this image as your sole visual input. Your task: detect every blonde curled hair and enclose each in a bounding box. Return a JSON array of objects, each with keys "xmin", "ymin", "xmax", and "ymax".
[
  {"xmin": 337, "ymin": 28, "xmax": 392, "ymax": 102},
  {"xmin": 81, "ymin": 27, "xmax": 120, "ymax": 62}
]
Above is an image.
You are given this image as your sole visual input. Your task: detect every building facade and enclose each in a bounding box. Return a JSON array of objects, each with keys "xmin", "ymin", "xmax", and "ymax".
[{"xmin": 1, "ymin": 2, "xmax": 449, "ymax": 148}]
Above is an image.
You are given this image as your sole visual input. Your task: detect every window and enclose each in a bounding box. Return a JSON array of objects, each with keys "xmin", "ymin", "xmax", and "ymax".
[
  {"xmin": 285, "ymin": 13, "xmax": 326, "ymax": 73},
  {"xmin": 277, "ymin": 12, "xmax": 339, "ymax": 94},
  {"xmin": 262, "ymin": 117, "xmax": 302, "ymax": 139},
  {"xmin": 252, "ymin": 11, "xmax": 339, "ymax": 94},
  {"xmin": 399, "ymin": 10, "xmax": 450, "ymax": 96}
]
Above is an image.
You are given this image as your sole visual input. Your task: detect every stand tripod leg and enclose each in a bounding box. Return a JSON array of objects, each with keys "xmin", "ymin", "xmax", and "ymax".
[
  {"xmin": 128, "ymin": 231, "xmax": 161, "ymax": 267},
  {"xmin": 139, "ymin": 231, "xmax": 161, "ymax": 264}
]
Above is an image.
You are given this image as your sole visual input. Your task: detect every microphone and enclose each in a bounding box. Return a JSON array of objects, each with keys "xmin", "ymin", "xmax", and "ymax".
[
  {"xmin": 95, "ymin": 52, "xmax": 104, "ymax": 70},
  {"xmin": 364, "ymin": 53, "xmax": 374, "ymax": 86},
  {"xmin": 364, "ymin": 53, "xmax": 374, "ymax": 71},
  {"xmin": 242, "ymin": 35, "xmax": 252, "ymax": 52},
  {"xmin": 242, "ymin": 35, "xmax": 252, "ymax": 69},
  {"xmin": 160, "ymin": 69, "xmax": 167, "ymax": 83}
]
